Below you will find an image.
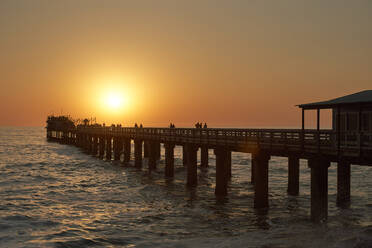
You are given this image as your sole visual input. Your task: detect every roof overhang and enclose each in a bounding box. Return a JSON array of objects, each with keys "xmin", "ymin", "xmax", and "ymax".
[{"xmin": 297, "ymin": 90, "xmax": 372, "ymax": 110}]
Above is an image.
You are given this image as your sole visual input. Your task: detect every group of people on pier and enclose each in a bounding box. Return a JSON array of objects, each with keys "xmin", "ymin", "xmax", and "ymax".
[
  {"xmin": 87, "ymin": 122, "xmax": 209, "ymax": 129},
  {"xmin": 134, "ymin": 123, "xmax": 143, "ymax": 128},
  {"xmin": 195, "ymin": 122, "xmax": 207, "ymax": 129}
]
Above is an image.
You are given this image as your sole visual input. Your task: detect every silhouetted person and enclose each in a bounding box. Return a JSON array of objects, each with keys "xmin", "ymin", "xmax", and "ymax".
[
  {"xmin": 140, "ymin": 124, "xmax": 143, "ymax": 128},
  {"xmin": 204, "ymin": 123, "xmax": 207, "ymax": 128},
  {"xmin": 134, "ymin": 123, "xmax": 138, "ymax": 128}
]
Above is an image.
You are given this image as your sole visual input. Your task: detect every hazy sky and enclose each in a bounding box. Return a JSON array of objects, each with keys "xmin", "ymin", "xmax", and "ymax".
[{"xmin": 1, "ymin": 0, "xmax": 371, "ymax": 127}]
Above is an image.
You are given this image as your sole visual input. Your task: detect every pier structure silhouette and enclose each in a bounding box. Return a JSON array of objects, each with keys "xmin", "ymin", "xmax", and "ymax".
[{"xmin": 46, "ymin": 91, "xmax": 372, "ymax": 222}]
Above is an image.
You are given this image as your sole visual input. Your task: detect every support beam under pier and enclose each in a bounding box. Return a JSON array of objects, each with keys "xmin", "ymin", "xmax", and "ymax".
[
  {"xmin": 113, "ymin": 137, "xmax": 122, "ymax": 161},
  {"xmin": 183, "ymin": 145, "xmax": 188, "ymax": 167},
  {"xmin": 123, "ymin": 138, "xmax": 131, "ymax": 163},
  {"xmin": 186, "ymin": 144, "xmax": 198, "ymax": 187},
  {"xmin": 164, "ymin": 143, "xmax": 175, "ymax": 177},
  {"xmin": 226, "ymin": 151, "xmax": 232, "ymax": 178},
  {"xmin": 288, "ymin": 156, "xmax": 300, "ymax": 196},
  {"xmin": 214, "ymin": 147, "xmax": 229, "ymax": 196},
  {"xmin": 251, "ymin": 156, "xmax": 256, "ymax": 185},
  {"xmin": 155, "ymin": 142, "xmax": 161, "ymax": 160},
  {"xmin": 105, "ymin": 136, "xmax": 112, "ymax": 161},
  {"xmin": 201, "ymin": 146, "xmax": 208, "ymax": 167},
  {"xmin": 143, "ymin": 141, "xmax": 149, "ymax": 158},
  {"xmin": 253, "ymin": 152, "xmax": 270, "ymax": 209},
  {"xmin": 98, "ymin": 136, "xmax": 105, "ymax": 159},
  {"xmin": 148, "ymin": 141, "xmax": 157, "ymax": 171},
  {"xmin": 87, "ymin": 135, "xmax": 93, "ymax": 153},
  {"xmin": 337, "ymin": 161, "xmax": 351, "ymax": 207},
  {"xmin": 92, "ymin": 136, "xmax": 98, "ymax": 156},
  {"xmin": 308, "ymin": 157, "xmax": 330, "ymax": 222},
  {"xmin": 134, "ymin": 139, "xmax": 143, "ymax": 168}
]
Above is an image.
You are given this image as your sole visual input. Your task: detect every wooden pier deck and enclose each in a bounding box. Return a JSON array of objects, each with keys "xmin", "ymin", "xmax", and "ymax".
[{"xmin": 46, "ymin": 124, "xmax": 372, "ymax": 222}]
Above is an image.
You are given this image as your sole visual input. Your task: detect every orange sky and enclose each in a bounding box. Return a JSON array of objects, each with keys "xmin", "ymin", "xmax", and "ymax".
[{"xmin": 0, "ymin": 1, "xmax": 371, "ymax": 128}]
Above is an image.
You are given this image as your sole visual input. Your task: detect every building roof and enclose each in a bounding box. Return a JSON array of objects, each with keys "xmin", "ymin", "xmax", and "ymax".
[{"xmin": 298, "ymin": 90, "xmax": 372, "ymax": 109}]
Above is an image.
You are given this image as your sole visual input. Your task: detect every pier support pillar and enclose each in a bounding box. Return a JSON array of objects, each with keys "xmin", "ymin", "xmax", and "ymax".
[
  {"xmin": 99, "ymin": 136, "xmax": 105, "ymax": 159},
  {"xmin": 123, "ymin": 138, "xmax": 131, "ymax": 163},
  {"xmin": 214, "ymin": 147, "xmax": 229, "ymax": 196},
  {"xmin": 155, "ymin": 142, "xmax": 161, "ymax": 160},
  {"xmin": 92, "ymin": 136, "xmax": 98, "ymax": 156},
  {"xmin": 308, "ymin": 157, "xmax": 330, "ymax": 222},
  {"xmin": 165, "ymin": 143, "xmax": 175, "ymax": 177},
  {"xmin": 87, "ymin": 135, "xmax": 93, "ymax": 154},
  {"xmin": 148, "ymin": 141, "xmax": 157, "ymax": 171},
  {"xmin": 75, "ymin": 133, "xmax": 80, "ymax": 147},
  {"xmin": 134, "ymin": 139, "xmax": 143, "ymax": 168},
  {"xmin": 337, "ymin": 161, "xmax": 351, "ymax": 206},
  {"xmin": 253, "ymin": 152, "xmax": 270, "ymax": 209},
  {"xmin": 288, "ymin": 156, "xmax": 300, "ymax": 196},
  {"xmin": 77, "ymin": 133, "xmax": 81, "ymax": 147},
  {"xmin": 186, "ymin": 144, "xmax": 198, "ymax": 187},
  {"xmin": 82, "ymin": 134, "xmax": 87, "ymax": 151},
  {"xmin": 144, "ymin": 141, "xmax": 149, "ymax": 158},
  {"xmin": 226, "ymin": 151, "xmax": 232, "ymax": 178},
  {"xmin": 201, "ymin": 146, "xmax": 209, "ymax": 167},
  {"xmin": 113, "ymin": 137, "xmax": 121, "ymax": 161},
  {"xmin": 251, "ymin": 156, "xmax": 256, "ymax": 184},
  {"xmin": 183, "ymin": 145, "xmax": 188, "ymax": 167},
  {"xmin": 105, "ymin": 136, "xmax": 112, "ymax": 161}
]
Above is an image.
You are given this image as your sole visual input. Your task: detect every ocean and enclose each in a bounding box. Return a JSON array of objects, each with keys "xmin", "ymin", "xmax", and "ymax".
[{"xmin": 0, "ymin": 127, "xmax": 371, "ymax": 248}]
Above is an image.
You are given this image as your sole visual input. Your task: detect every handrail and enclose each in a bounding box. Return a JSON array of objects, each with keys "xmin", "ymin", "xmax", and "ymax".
[{"xmin": 60, "ymin": 126, "xmax": 372, "ymax": 155}]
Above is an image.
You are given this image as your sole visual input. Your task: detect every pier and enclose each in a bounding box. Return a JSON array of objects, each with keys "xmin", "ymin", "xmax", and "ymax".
[{"xmin": 46, "ymin": 91, "xmax": 372, "ymax": 222}]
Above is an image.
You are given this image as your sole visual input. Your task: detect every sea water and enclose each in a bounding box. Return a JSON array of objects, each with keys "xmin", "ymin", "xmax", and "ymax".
[{"xmin": 0, "ymin": 127, "xmax": 371, "ymax": 247}]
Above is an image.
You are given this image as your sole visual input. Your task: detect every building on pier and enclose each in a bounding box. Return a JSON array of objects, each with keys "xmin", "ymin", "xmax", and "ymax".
[{"xmin": 299, "ymin": 90, "xmax": 372, "ymax": 148}]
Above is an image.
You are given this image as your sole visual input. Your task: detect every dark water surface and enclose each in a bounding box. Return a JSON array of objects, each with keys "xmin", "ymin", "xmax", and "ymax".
[{"xmin": 0, "ymin": 127, "xmax": 371, "ymax": 247}]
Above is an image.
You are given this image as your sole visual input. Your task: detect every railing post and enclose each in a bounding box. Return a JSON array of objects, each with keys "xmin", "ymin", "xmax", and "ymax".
[
  {"xmin": 337, "ymin": 106, "xmax": 341, "ymax": 156},
  {"xmin": 302, "ymin": 108, "xmax": 305, "ymax": 151}
]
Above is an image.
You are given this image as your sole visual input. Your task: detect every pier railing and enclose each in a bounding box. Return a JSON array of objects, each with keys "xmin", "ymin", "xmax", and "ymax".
[{"xmin": 72, "ymin": 126, "xmax": 372, "ymax": 157}]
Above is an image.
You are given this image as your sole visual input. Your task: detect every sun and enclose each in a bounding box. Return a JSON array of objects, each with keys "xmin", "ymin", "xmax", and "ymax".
[
  {"xmin": 106, "ymin": 92, "xmax": 122, "ymax": 109},
  {"xmin": 104, "ymin": 92, "xmax": 125, "ymax": 110},
  {"xmin": 94, "ymin": 77, "xmax": 134, "ymax": 115}
]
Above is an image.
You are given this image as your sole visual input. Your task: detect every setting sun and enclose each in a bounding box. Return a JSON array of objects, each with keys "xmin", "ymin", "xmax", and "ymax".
[{"xmin": 105, "ymin": 92, "xmax": 122, "ymax": 109}]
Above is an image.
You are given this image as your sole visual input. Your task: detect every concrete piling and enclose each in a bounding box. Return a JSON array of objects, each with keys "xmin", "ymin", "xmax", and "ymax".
[
  {"xmin": 165, "ymin": 143, "xmax": 175, "ymax": 177},
  {"xmin": 253, "ymin": 152, "xmax": 270, "ymax": 209},
  {"xmin": 134, "ymin": 139, "xmax": 142, "ymax": 168},
  {"xmin": 214, "ymin": 147, "xmax": 229, "ymax": 196},
  {"xmin": 186, "ymin": 144, "xmax": 198, "ymax": 187},
  {"xmin": 123, "ymin": 138, "xmax": 131, "ymax": 163},
  {"xmin": 337, "ymin": 161, "xmax": 351, "ymax": 206},
  {"xmin": 308, "ymin": 157, "xmax": 330, "ymax": 222},
  {"xmin": 288, "ymin": 156, "xmax": 300, "ymax": 196},
  {"xmin": 201, "ymin": 146, "xmax": 208, "ymax": 167},
  {"xmin": 105, "ymin": 136, "xmax": 112, "ymax": 161}
]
